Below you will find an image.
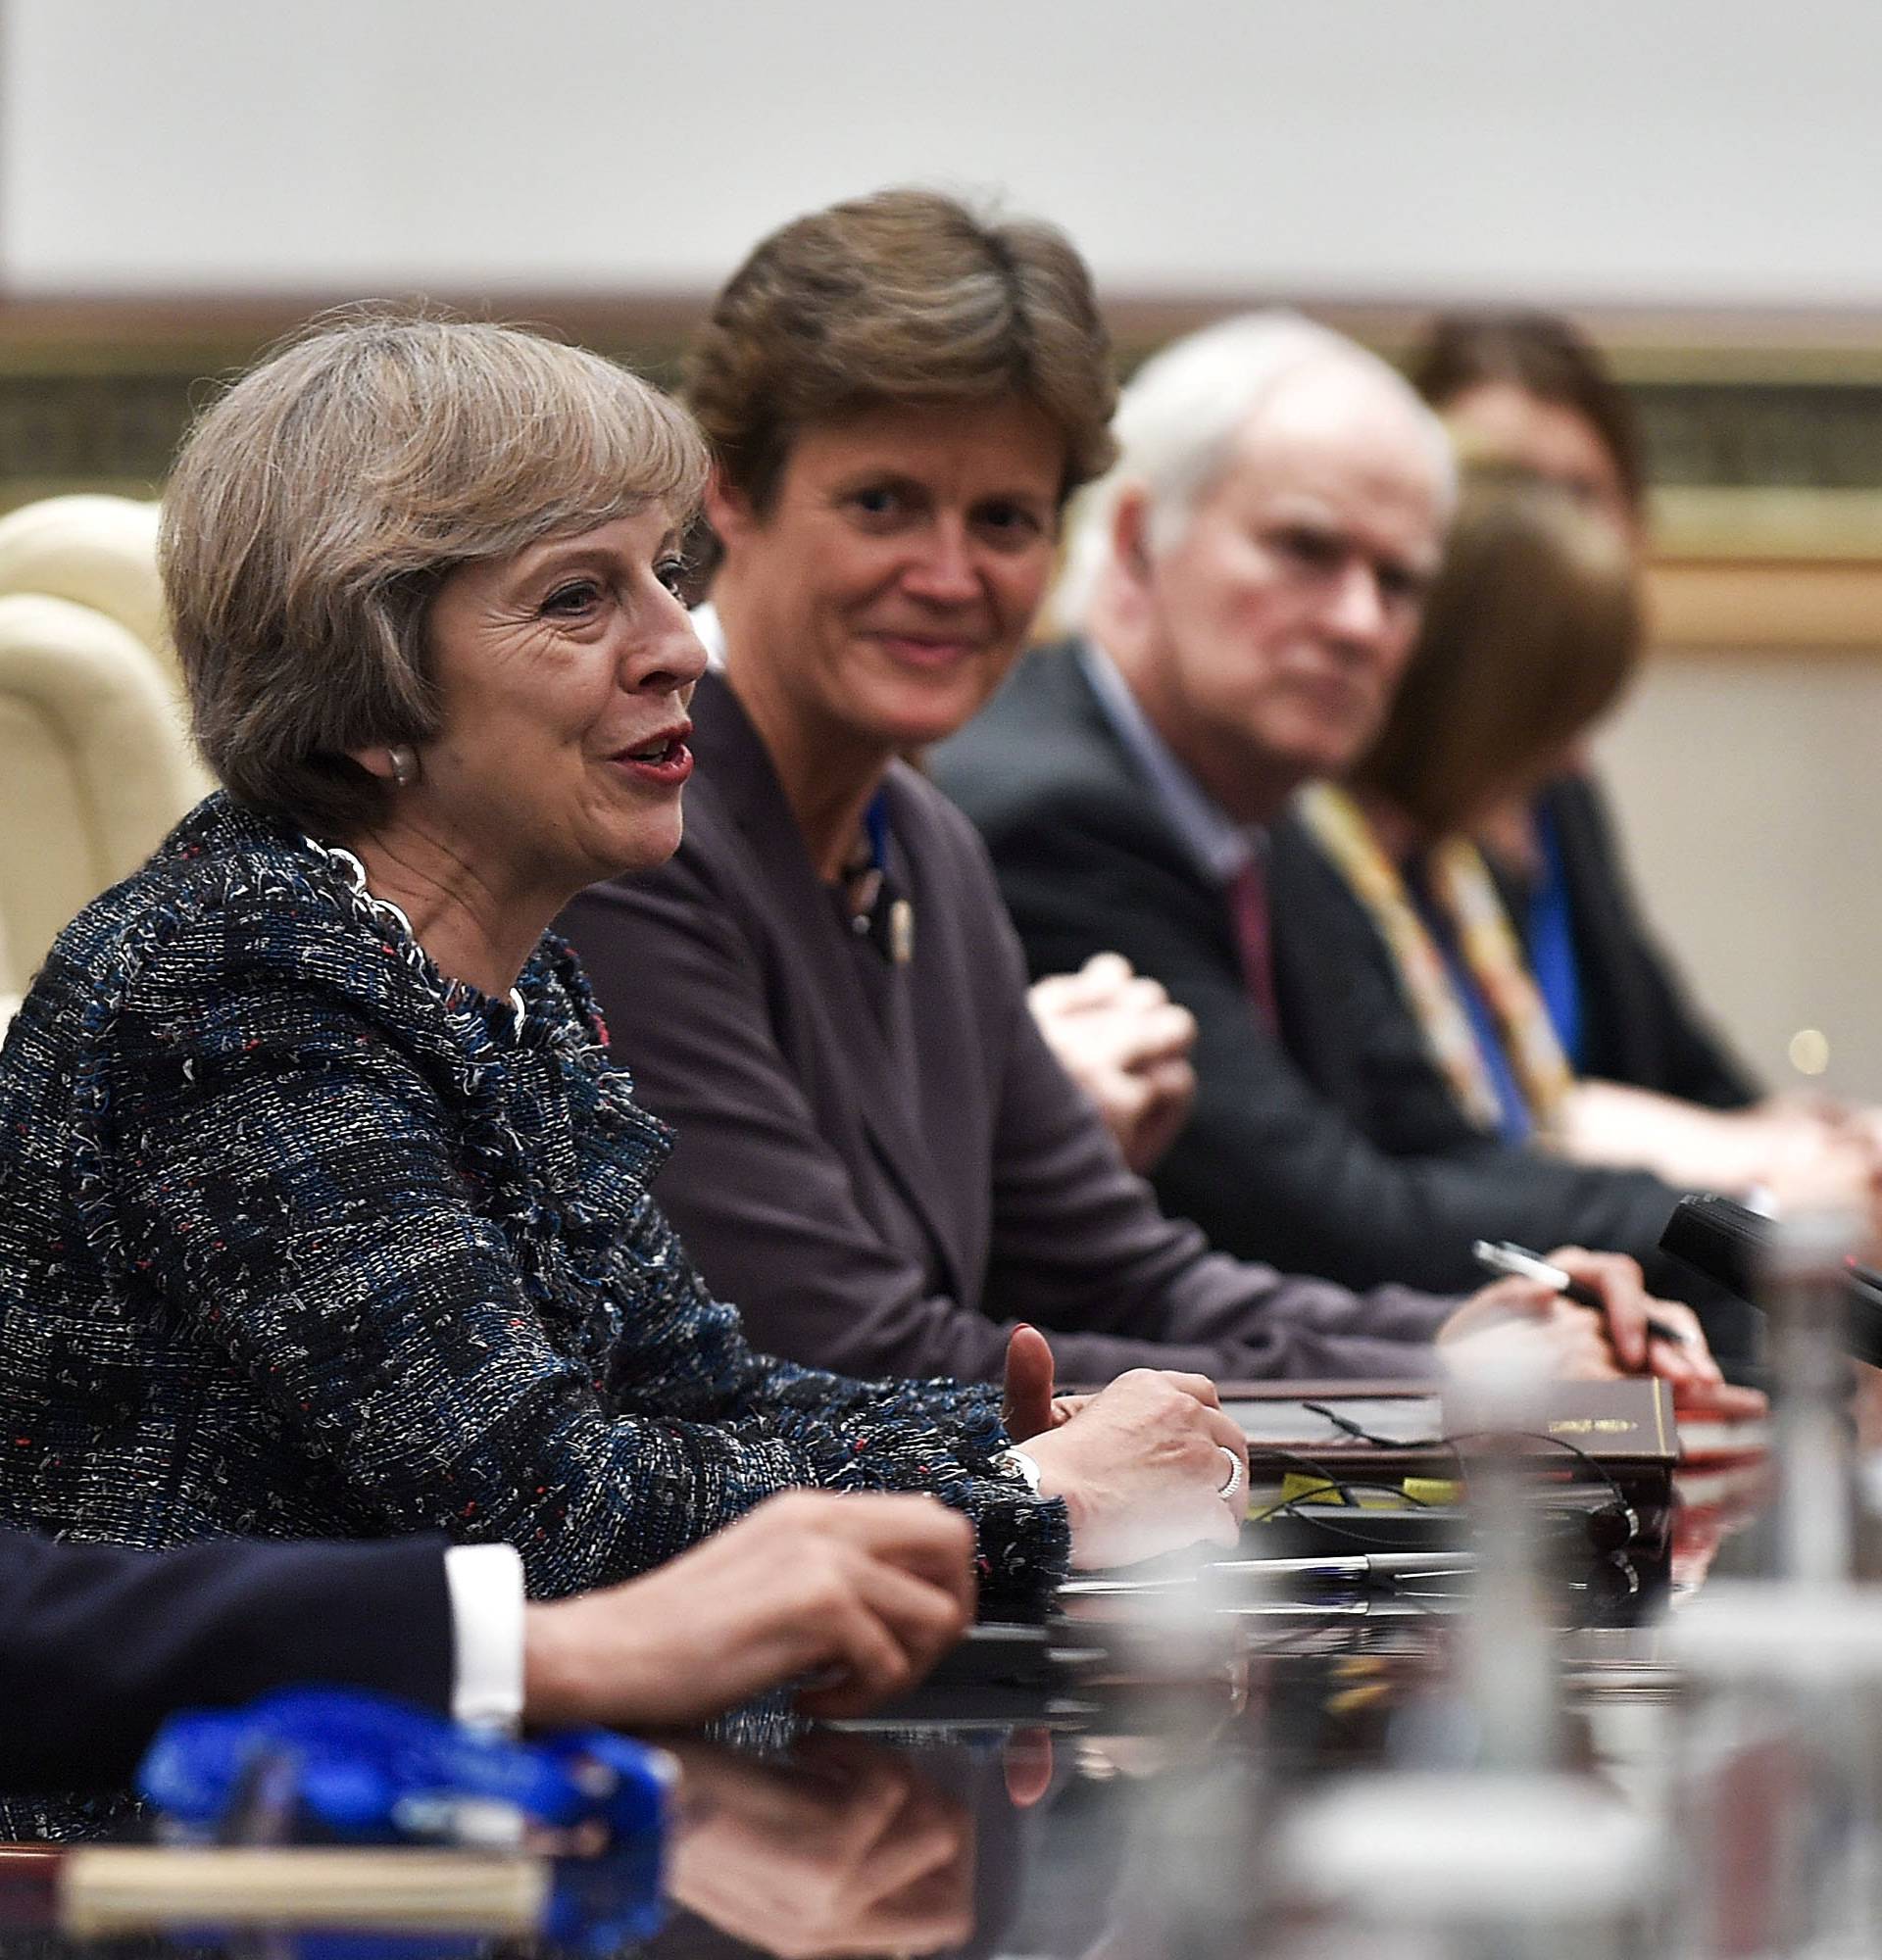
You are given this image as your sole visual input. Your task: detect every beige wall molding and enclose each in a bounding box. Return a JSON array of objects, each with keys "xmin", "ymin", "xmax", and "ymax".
[
  {"xmin": 1646, "ymin": 561, "xmax": 1882, "ymax": 653},
  {"xmin": 2, "ymin": 295, "xmax": 1879, "ymax": 583}
]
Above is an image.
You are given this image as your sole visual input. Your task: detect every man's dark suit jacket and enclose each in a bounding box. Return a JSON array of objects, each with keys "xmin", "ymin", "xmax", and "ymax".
[
  {"xmin": 1511, "ymin": 774, "xmax": 1758, "ymax": 1110},
  {"xmin": 0, "ymin": 1528, "xmax": 452, "ymax": 1789},
  {"xmin": 931, "ymin": 641, "xmax": 1724, "ymax": 1317},
  {"xmin": 557, "ymin": 671, "xmax": 1456, "ymax": 1388}
]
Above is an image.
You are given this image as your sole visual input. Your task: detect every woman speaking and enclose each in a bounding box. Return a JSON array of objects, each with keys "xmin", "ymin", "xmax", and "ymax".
[{"xmin": 0, "ymin": 314, "xmax": 1254, "ymax": 1633}]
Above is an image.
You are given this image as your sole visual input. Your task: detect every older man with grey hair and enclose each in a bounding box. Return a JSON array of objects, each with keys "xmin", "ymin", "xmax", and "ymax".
[{"xmin": 933, "ymin": 311, "xmax": 1727, "ymax": 1321}]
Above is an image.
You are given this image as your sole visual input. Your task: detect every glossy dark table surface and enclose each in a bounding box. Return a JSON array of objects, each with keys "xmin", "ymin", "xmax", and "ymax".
[
  {"xmin": 0, "ymin": 1465, "xmax": 1767, "ymax": 1960},
  {"xmin": 637, "ymin": 1457, "xmax": 1763, "ymax": 1960}
]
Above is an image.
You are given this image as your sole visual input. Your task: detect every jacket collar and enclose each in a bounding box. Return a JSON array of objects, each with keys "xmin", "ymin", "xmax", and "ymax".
[
  {"xmin": 688, "ymin": 671, "xmax": 973, "ymax": 1299},
  {"xmin": 1076, "ymin": 639, "xmax": 1261, "ymax": 885}
]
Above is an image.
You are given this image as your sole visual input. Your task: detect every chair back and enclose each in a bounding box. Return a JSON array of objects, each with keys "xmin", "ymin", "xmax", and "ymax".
[{"xmin": 0, "ymin": 496, "xmax": 209, "ymax": 999}]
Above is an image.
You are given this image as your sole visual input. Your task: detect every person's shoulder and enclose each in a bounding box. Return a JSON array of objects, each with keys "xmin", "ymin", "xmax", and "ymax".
[
  {"xmin": 969, "ymin": 635, "xmax": 1095, "ymax": 733},
  {"xmin": 1268, "ymin": 803, "xmax": 1402, "ymax": 962},
  {"xmin": 939, "ymin": 646, "xmax": 1159, "ymax": 844},
  {"xmin": 47, "ymin": 795, "xmax": 338, "ymax": 981},
  {"xmin": 1270, "ymin": 805, "xmax": 1361, "ymax": 906},
  {"xmin": 931, "ymin": 640, "xmax": 1115, "ymax": 812},
  {"xmin": 42, "ymin": 796, "xmax": 456, "ymax": 1054}
]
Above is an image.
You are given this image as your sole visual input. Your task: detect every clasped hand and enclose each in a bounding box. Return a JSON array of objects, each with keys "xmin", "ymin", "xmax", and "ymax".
[{"xmin": 1027, "ymin": 953, "xmax": 1199, "ymax": 1174}]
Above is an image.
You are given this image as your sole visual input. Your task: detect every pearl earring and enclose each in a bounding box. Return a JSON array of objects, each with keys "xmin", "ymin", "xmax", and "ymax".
[{"xmin": 386, "ymin": 744, "xmax": 419, "ymax": 788}]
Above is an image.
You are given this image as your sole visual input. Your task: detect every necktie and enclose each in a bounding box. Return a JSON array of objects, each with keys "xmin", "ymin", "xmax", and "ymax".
[{"xmin": 1224, "ymin": 854, "xmax": 1278, "ymax": 1033}]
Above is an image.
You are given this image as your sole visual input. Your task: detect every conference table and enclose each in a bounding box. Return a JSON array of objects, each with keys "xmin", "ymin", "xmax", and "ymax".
[
  {"xmin": 645, "ymin": 1467, "xmax": 1754, "ymax": 1960},
  {"xmin": 2, "ymin": 1447, "xmax": 1794, "ymax": 1960}
]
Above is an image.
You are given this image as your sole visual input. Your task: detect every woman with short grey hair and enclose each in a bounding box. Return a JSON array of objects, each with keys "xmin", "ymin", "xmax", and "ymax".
[
  {"xmin": 0, "ymin": 312, "xmax": 1253, "ymax": 1694},
  {"xmin": 165, "ymin": 313, "xmax": 709, "ymax": 837}
]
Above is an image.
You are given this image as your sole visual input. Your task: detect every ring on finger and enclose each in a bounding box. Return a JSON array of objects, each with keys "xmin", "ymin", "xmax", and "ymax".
[{"xmin": 1215, "ymin": 1446, "xmax": 1245, "ymax": 1502}]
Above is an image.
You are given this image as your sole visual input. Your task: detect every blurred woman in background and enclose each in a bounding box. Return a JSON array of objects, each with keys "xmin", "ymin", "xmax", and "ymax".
[
  {"xmin": 1409, "ymin": 312, "xmax": 1875, "ymax": 1201},
  {"xmin": 1304, "ymin": 463, "xmax": 1867, "ymax": 1205}
]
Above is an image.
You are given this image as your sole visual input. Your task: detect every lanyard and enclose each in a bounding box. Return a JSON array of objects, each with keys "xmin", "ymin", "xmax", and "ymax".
[{"xmin": 845, "ymin": 789, "xmax": 914, "ymax": 964}]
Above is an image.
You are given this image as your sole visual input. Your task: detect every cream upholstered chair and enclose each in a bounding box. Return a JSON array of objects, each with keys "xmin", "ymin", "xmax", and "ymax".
[
  {"xmin": 0, "ymin": 909, "xmax": 18, "ymax": 1037},
  {"xmin": 0, "ymin": 495, "xmax": 173, "ymax": 678},
  {"xmin": 0, "ymin": 495, "xmax": 210, "ymax": 1004}
]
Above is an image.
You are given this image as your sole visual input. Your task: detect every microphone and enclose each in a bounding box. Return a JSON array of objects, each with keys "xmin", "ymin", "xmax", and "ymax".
[{"xmin": 1659, "ymin": 1192, "xmax": 1882, "ymax": 1365}]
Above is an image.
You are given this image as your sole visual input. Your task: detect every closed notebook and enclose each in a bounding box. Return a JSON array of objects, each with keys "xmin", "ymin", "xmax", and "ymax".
[{"xmin": 1218, "ymin": 1378, "xmax": 1682, "ymax": 1478}]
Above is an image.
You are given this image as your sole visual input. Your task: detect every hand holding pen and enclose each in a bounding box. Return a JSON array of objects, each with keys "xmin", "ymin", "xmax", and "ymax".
[{"xmin": 1469, "ymin": 1240, "xmax": 1734, "ymax": 1403}]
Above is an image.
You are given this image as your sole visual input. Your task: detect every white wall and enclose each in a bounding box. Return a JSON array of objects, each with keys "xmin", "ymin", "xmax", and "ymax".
[
  {"xmin": 8, "ymin": 0, "xmax": 1879, "ymax": 1101},
  {"xmin": 5, "ymin": 0, "xmax": 1881, "ymax": 303},
  {"xmin": 1600, "ymin": 652, "xmax": 1882, "ymax": 1102}
]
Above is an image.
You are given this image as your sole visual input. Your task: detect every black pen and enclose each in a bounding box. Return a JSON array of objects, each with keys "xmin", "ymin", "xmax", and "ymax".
[{"xmin": 1470, "ymin": 1239, "xmax": 1692, "ymax": 1347}]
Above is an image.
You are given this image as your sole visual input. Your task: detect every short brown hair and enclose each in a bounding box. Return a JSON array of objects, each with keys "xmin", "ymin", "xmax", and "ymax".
[
  {"xmin": 684, "ymin": 187, "xmax": 1116, "ymax": 514},
  {"xmin": 161, "ymin": 310, "xmax": 708, "ymax": 835},
  {"xmin": 1409, "ymin": 310, "xmax": 1646, "ymax": 516},
  {"xmin": 1351, "ymin": 468, "xmax": 1641, "ymax": 838}
]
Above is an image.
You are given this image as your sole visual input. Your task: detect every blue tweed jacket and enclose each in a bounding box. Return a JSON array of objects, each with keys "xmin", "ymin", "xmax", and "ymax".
[{"xmin": 0, "ymin": 797, "xmax": 1067, "ymax": 1614}]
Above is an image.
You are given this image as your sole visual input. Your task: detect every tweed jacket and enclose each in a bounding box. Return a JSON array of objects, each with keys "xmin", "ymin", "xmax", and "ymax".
[
  {"xmin": 557, "ymin": 672, "xmax": 1458, "ymax": 1386},
  {"xmin": 0, "ymin": 797, "xmax": 1066, "ymax": 1614}
]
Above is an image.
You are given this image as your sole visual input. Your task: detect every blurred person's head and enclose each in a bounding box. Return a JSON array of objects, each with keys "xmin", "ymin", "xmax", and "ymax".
[
  {"xmin": 1349, "ymin": 467, "xmax": 1641, "ymax": 842},
  {"xmin": 686, "ymin": 186, "xmax": 1115, "ymax": 757},
  {"xmin": 1063, "ymin": 311, "xmax": 1456, "ymax": 825},
  {"xmin": 163, "ymin": 311, "xmax": 709, "ymax": 895},
  {"xmin": 1410, "ymin": 310, "xmax": 1644, "ymax": 541}
]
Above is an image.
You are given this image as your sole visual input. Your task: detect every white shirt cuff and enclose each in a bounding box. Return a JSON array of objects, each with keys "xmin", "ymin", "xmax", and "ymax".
[{"xmin": 444, "ymin": 1543, "xmax": 526, "ymax": 1730}]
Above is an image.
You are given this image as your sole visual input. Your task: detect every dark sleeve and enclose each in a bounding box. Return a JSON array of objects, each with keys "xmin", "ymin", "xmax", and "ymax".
[
  {"xmin": 973, "ymin": 786, "xmax": 1690, "ymax": 1299},
  {"xmin": 974, "ymin": 870, "xmax": 1462, "ymax": 1378},
  {"xmin": 1546, "ymin": 775, "xmax": 1761, "ymax": 1109},
  {"xmin": 0, "ymin": 1528, "xmax": 451, "ymax": 1790},
  {"xmin": 99, "ymin": 946, "xmax": 1065, "ymax": 1612},
  {"xmin": 565, "ymin": 835, "xmax": 1456, "ymax": 1389}
]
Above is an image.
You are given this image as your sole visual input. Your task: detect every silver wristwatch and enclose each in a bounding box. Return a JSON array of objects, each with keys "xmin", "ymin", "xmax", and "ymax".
[{"xmin": 993, "ymin": 1446, "xmax": 1044, "ymax": 1495}]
